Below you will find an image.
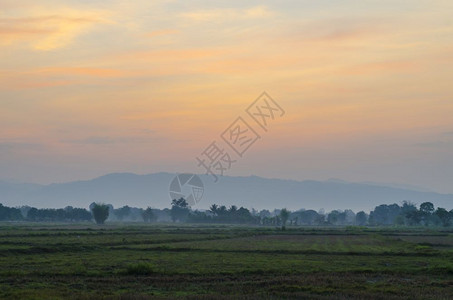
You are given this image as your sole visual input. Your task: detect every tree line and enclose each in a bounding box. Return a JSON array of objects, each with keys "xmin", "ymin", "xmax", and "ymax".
[{"xmin": 0, "ymin": 200, "xmax": 452, "ymax": 227}]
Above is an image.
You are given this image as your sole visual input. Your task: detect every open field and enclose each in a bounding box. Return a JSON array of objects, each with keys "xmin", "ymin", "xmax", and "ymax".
[{"xmin": 0, "ymin": 224, "xmax": 452, "ymax": 299}]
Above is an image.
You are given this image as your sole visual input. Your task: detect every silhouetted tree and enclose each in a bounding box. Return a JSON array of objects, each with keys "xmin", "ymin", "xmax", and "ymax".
[
  {"xmin": 434, "ymin": 208, "xmax": 451, "ymax": 227},
  {"xmin": 228, "ymin": 205, "xmax": 238, "ymax": 213},
  {"xmin": 369, "ymin": 204, "xmax": 401, "ymax": 225},
  {"xmin": 401, "ymin": 201, "xmax": 417, "ymax": 225},
  {"xmin": 405, "ymin": 209, "xmax": 423, "ymax": 226},
  {"xmin": 355, "ymin": 211, "xmax": 368, "ymax": 226},
  {"xmin": 420, "ymin": 202, "xmax": 435, "ymax": 214},
  {"xmin": 170, "ymin": 198, "xmax": 190, "ymax": 222},
  {"xmin": 344, "ymin": 209, "xmax": 356, "ymax": 225},
  {"xmin": 280, "ymin": 208, "xmax": 290, "ymax": 230},
  {"xmin": 0, "ymin": 204, "xmax": 23, "ymax": 221},
  {"xmin": 420, "ymin": 202, "xmax": 435, "ymax": 226},
  {"xmin": 91, "ymin": 203, "xmax": 109, "ymax": 225},
  {"xmin": 217, "ymin": 205, "xmax": 227, "ymax": 216},
  {"xmin": 142, "ymin": 207, "xmax": 156, "ymax": 223},
  {"xmin": 209, "ymin": 204, "xmax": 218, "ymax": 216},
  {"xmin": 115, "ymin": 205, "xmax": 131, "ymax": 221},
  {"xmin": 328, "ymin": 210, "xmax": 340, "ymax": 225},
  {"xmin": 292, "ymin": 210, "xmax": 319, "ymax": 225},
  {"xmin": 65, "ymin": 206, "xmax": 92, "ymax": 222}
]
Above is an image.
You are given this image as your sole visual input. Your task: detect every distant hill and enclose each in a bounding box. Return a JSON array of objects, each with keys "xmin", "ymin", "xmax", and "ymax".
[{"xmin": 1, "ymin": 172, "xmax": 452, "ymax": 211}]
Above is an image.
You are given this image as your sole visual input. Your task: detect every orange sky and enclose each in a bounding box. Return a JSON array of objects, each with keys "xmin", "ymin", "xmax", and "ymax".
[{"xmin": 1, "ymin": 0, "xmax": 453, "ymax": 193}]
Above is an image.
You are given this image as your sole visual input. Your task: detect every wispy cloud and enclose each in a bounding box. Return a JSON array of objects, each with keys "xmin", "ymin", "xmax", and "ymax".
[
  {"xmin": 0, "ymin": 67, "xmax": 128, "ymax": 90},
  {"xmin": 344, "ymin": 60, "xmax": 418, "ymax": 75},
  {"xmin": 180, "ymin": 6, "xmax": 275, "ymax": 22},
  {"xmin": 413, "ymin": 140, "xmax": 453, "ymax": 147},
  {"xmin": 37, "ymin": 67, "xmax": 125, "ymax": 77},
  {"xmin": 0, "ymin": 10, "xmax": 110, "ymax": 50},
  {"xmin": 61, "ymin": 136, "xmax": 115, "ymax": 145},
  {"xmin": 60, "ymin": 135, "xmax": 163, "ymax": 145},
  {"xmin": 145, "ymin": 29, "xmax": 180, "ymax": 38},
  {"xmin": 0, "ymin": 141, "xmax": 44, "ymax": 155}
]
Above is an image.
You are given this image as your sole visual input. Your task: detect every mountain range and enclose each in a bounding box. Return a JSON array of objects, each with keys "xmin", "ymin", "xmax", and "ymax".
[{"xmin": 1, "ymin": 172, "xmax": 452, "ymax": 212}]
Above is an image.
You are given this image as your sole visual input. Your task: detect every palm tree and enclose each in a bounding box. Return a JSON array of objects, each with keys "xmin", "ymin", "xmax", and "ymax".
[
  {"xmin": 218, "ymin": 205, "xmax": 227, "ymax": 216},
  {"xmin": 209, "ymin": 204, "xmax": 218, "ymax": 216},
  {"xmin": 229, "ymin": 205, "xmax": 238, "ymax": 213}
]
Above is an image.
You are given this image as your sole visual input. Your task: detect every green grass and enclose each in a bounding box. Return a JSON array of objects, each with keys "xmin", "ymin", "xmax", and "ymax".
[{"xmin": 0, "ymin": 223, "xmax": 452, "ymax": 299}]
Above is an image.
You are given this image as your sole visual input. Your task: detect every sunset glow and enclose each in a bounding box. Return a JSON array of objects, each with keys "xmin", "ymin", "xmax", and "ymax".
[{"xmin": 1, "ymin": 0, "xmax": 453, "ymax": 193}]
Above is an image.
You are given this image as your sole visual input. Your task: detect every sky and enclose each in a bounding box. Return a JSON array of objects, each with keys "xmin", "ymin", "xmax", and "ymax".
[{"xmin": 1, "ymin": 0, "xmax": 453, "ymax": 193}]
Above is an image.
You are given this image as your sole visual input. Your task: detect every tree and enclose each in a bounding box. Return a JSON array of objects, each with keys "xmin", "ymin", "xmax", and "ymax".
[
  {"xmin": 420, "ymin": 202, "xmax": 435, "ymax": 226},
  {"xmin": 217, "ymin": 205, "xmax": 227, "ymax": 216},
  {"xmin": 228, "ymin": 205, "xmax": 238, "ymax": 213},
  {"xmin": 314, "ymin": 213, "xmax": 325, "ymax": 225},
  {"xmin": 401, "ymin": 201, "xmax": 417, "ymax": 225},
  {"xmin": 0, "ymin": 204, "xmax": 23, "ymax": 221},
  {"xmin": 115, "ymin": 205, "xmax": 131, "ymax": 221},
  {"xmin": 72, "ymin": 208, "xmax": 92, "ymax": 222},
  {"xmin": 293, "ymin": 210, "xmax": 319, "ymax": 225},
  {"xmin": 142, "ymin": 207, "xmax": 156, "ymax": 223},
  {"xmin": 236, "ymin": 207, "xmax": 255, "ymax": 224},
  {"xmin": 327, "ymin": 210, "xmax": 340, "ymax": 225},
  {"xmin": 369, "ymin": 204, "xmax": 401, "ymax": 225},
  {"xmin": 209, "ymin": 204, "xmax": 218, "ymax": 216},
  {"xmin": 172, "ymin": 198, "xmax": 189, "ymax": 208},
  {"xmin": 420, "ymin": 202, "xmax": 435, "ymax": 214},
  {"xmin": 91, "ymin": 203, "xmax": 109, "ymax": 225},
  {"xmin": 279, "ymin": 208, "xmax": 290, "ymax": 230},
  {"xmin": 344, "ymin": 209, "xmax": 356, "ymax": 225},
  {"xmin": 170, "ymin": 198, "xmax": 190, "ymax": 222},
  {"xmin": 336, "ymin": 211, "xmax": 347, "ymax": 225},
  {"xmin": 405, "ymin": 209, "xmax": 422, "ymax": 226},
  {"xmin": 355, "ymin": 211, "xmax": 367, "ymax": 226},
  {"xmin": 434, "ymin": 208, "xmax": 451, "ymax": 227}
]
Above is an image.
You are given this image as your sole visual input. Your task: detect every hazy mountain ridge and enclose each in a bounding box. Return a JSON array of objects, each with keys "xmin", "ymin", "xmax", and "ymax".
[{"xmin": 0, "ymin": 173, "xmax": 452, "ymax": 211}]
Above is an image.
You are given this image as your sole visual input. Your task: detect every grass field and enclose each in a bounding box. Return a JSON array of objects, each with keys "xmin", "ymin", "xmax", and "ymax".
[{"xmin": 0, "ymin": 224, "xmax": 452, "ymax": 299}]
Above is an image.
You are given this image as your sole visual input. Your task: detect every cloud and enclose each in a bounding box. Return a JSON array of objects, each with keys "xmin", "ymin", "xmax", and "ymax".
[
  {"xmin": 60, "ymin": 135, "xmax": 163, "ymax": 145},
  {"xmin": 61, "ymin": 136, "xmax": 115, "ymax": 145},
  {"xmin": 180, "ymin": 6, "xmax": 275, "ymax": 22},
  {"xmin": 37, "ymin": 67, "xmax": 125, "ymax": 77},
  {"xmin": 0, "ymin": 141, "xmax": 44, "ymax": 155},
  {"xmin": 413, "ymin": 140, "xmax": 453, "ymax": 148},
  {"xmin": 145, "ymin": 29, "xmax": 180, "ymax": 38},
  {"xmin": 343, "ymin": 60, "xmax": 418, "ymax": 75},
  {"xmin": 0, "ymin": 10, "xmax": 110, "ymax": 50},
  {"xmin": 0, "ymin": 67, "xmax": 128, "ymax": 90}
]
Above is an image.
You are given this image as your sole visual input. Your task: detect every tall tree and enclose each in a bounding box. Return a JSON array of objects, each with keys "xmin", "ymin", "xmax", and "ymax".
[
  {"xmin": 280, "ymin": 208, "xmax": 290, "ymax": 230},
  {"xmin": 170, "ymin": 198, "xmax": 190, "ymax": 222},
  {"xmin": 328, "ymin": 210, "xmax": 340, "ymax": 225},
  {"xmin": 115, "ymin": 205, "xmax": 131, "ymax": 221},
  {"xmin": 142, "ymin": 207, "xmax": 156, "ymax": 223},
  {"xmin": 420, "ymin": 202, "xmax": 435, "ymax": 226},
  {"xmin": 209, "ymin": 204, "xmax": 218, "ymax": 216},
  {"xmin": 434, "ymin": 208, "xmax": 451, "ymax": 227},
  {"xmin": 355, "ymin": 211, "xmax": 368, "ymax": 226},
  {"xmin": 0, "ymin": 204, "xmax": 23, "ymax": 221},
  {"xmin": 420, "ymin": 202, "xmax": 435, "ymax": 214},
  {"xmin": 91, "ymin": 203, "xmax": 109, "ymax": 225}
]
